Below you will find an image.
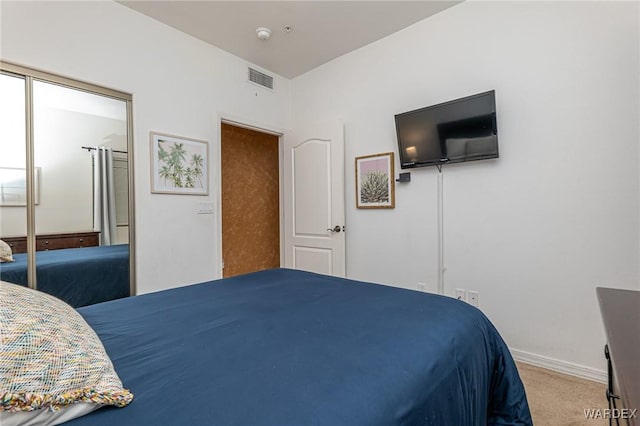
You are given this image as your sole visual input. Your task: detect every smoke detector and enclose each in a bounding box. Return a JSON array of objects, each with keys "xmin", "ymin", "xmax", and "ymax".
[{"xmin": 256, "ymin": 27, "xmax": 271, "ymax": 41}]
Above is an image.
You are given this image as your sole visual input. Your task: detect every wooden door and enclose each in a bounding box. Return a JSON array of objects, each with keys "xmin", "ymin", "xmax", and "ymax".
[{"xmin": 221, "ymin": 123, "xmax": 280, "ymax": 278}]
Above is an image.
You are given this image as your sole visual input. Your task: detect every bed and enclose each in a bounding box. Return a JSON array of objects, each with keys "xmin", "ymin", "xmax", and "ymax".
[
  {"xmin": 63, "ymin": 268, "xmax": 531, "ymax": 425},
  {"xmin": 0, "ymin": 244, "xmax": 129, "ymax": 308}
]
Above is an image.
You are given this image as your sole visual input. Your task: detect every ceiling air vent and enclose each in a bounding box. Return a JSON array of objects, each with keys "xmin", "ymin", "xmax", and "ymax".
[{"xmin": 248, "ymin": 67, "xmax": 274, "ymax": 91}]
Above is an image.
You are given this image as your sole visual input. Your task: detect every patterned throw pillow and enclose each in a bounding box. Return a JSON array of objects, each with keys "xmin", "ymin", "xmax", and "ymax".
[
  {"xmin": 0, "ymin": 240, "xmax": 14, "ymax": 263},
  {"xmin": 0, "ymin": 281, "xmax": 133, "ymax": 422}
]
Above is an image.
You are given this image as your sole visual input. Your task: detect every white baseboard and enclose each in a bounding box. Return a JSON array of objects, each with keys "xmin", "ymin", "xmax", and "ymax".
[{"xmin": 511, "ymin": 348, "xmax": 607, "ymax": 384}]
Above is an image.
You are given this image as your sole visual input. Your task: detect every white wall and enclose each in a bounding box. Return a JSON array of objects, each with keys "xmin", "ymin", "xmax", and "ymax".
[
  {"xmin": 0, "ymin": 0, "xmax": 290, "ymax": 293},
  {"xmin": 0, "ymin": 73, "xmax": 27, "ymax": 236},
  {"xmin": 36, "ymin": 109, "xmax": 126, "ymax": 234},
  {"xmin": 291, "ymin": 1, "xmax": 639, "ymax": 372}
]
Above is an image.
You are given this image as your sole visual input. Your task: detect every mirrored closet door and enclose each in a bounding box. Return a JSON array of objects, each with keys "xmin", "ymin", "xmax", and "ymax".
[{"xmin": 0, "ymin": 63, "xmax": 135, "ymax": 307}]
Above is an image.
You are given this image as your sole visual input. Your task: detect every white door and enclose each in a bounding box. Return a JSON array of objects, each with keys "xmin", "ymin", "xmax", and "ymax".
[{"xmin": 283, "ymin": 120, "xmax": 345, "ymax": 277}]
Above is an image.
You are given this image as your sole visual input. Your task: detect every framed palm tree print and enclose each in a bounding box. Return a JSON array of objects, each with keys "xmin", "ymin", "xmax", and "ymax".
[
  {"xmin": 355, "ymin": 152, "xmax": 395, "ymax": 209},
  {"xmin": 150, "ymin": 132, "xmax": 208, "ymax": 195}
]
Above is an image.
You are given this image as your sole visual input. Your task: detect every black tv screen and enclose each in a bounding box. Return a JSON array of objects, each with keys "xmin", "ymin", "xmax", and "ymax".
[{"xmin": 395, "ymin": 90, "xmax": 498, "ymax": 169}]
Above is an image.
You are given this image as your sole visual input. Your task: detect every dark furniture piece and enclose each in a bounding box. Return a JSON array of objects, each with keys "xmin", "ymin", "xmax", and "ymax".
[
  {"xmin": 0, "ymin": 244, "xmax": 129, "ymax": 307},
  {"xmin": 1, "ymin": 231, "xmax": 100, "ymax": 254},
  {"xmin": 597, "ymin": 287, "xmax": 640, "ymax": 426},
  {"xmin": 67, "ymin": 268, "xmax": 532, "ymax": 425}
]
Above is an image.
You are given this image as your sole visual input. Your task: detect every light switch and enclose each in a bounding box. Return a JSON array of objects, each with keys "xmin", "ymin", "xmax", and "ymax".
[{"xmin": 197, "ymin": 202, "xmax": 214, "ymax": 214}]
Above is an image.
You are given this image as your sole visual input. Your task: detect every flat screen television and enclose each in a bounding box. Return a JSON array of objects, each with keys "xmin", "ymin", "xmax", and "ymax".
[{"xmin": 395, "ymin": 90, "xmax": 498, "ymax": 169}]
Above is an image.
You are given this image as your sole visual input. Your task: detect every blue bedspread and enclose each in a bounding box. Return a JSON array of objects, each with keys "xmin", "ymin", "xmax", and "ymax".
[
  {"xmin": 71, "ymin": 268, "xmax": 531, "ymax": 425},
  {"xmin": 0, "ymin": 244, "xmax": 129, "ymax": 308}
]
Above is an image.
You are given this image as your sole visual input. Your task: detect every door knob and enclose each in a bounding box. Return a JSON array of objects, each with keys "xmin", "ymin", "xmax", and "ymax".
[{"xmin": 327, "ymin": 225, "xmax": 341, "ymax": 233}]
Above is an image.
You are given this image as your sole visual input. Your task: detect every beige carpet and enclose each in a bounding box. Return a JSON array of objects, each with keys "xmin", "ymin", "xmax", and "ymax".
[{"xmin": 517, "ymin": 362, "xmax": 608, "ymax": 426}]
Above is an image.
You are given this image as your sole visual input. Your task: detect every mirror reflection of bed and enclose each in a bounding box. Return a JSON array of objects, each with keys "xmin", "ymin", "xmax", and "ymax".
[{"xmin": 0, "ymin": 76, "xmax": 132, "ymax": 308}]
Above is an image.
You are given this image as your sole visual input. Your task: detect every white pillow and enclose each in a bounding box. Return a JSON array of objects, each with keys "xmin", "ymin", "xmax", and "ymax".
[
  {"xmin": 0, "ymin": 239, "xmax": 14, "ymax": 263},
  {"xmin": 0, "ymin": 281, "xmax": 133, "ymax": 424},
  {"xmin": 0, "ymin": 403, "xmax": 98, "ymax": 426}
]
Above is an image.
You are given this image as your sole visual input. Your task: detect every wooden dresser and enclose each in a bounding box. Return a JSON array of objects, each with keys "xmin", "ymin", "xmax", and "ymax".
[{"xmin": 1, "ymin": 231, "xmax": 100, "ymax": 254}]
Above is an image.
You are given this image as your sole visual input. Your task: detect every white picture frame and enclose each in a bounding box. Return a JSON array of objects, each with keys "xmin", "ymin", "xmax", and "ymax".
[
  {"xmin": 150, "ymin": 132, "xmax": 208, "ymax": 195},
  {"xmin": 0, "ymin": 167, "xmax": 41, "ymax": 206}
]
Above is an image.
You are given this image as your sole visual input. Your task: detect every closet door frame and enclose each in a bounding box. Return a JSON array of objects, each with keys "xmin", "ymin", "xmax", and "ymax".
[{"xmin": 0, "ymin": 61, "xmax": 136, "ymax": 295}]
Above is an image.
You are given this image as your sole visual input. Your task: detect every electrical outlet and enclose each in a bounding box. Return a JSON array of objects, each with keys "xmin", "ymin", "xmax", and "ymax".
[
  {"xmin": 455, "ymin": 288, "xmax": 467, "ymax": 301},
  {"xmin": 417, "ymin": 282, "xmax": 426, "ymax": 292},
  {"xmin": 467, "ymin": 291, "xmax": 479, "ymax": 307}
]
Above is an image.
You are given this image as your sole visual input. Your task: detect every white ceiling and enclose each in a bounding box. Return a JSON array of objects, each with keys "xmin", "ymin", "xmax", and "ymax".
[{"xmin": 118, "ymin": 1, "xmax": 461, "ymax": 79}]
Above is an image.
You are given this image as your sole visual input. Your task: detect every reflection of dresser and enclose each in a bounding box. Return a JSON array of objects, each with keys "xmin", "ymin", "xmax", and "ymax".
[{"xmin": 2, "ymin": 231, "xmax": 100, "ymax": 254}]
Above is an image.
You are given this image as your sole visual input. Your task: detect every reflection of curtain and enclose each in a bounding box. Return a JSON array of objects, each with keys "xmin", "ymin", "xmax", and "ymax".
[{"xmin": 93, "ymin": 147, "xmax": 117, "ymax": 245}]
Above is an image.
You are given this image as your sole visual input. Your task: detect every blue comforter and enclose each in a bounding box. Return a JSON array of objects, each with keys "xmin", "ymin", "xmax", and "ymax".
[
  {"xmin": 0, "ymin": 244, "xmax": 129, "ymax": 308},
  {"xmin": 72, "ymin": 268, "xmax": 531, "ymax": 425}
]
